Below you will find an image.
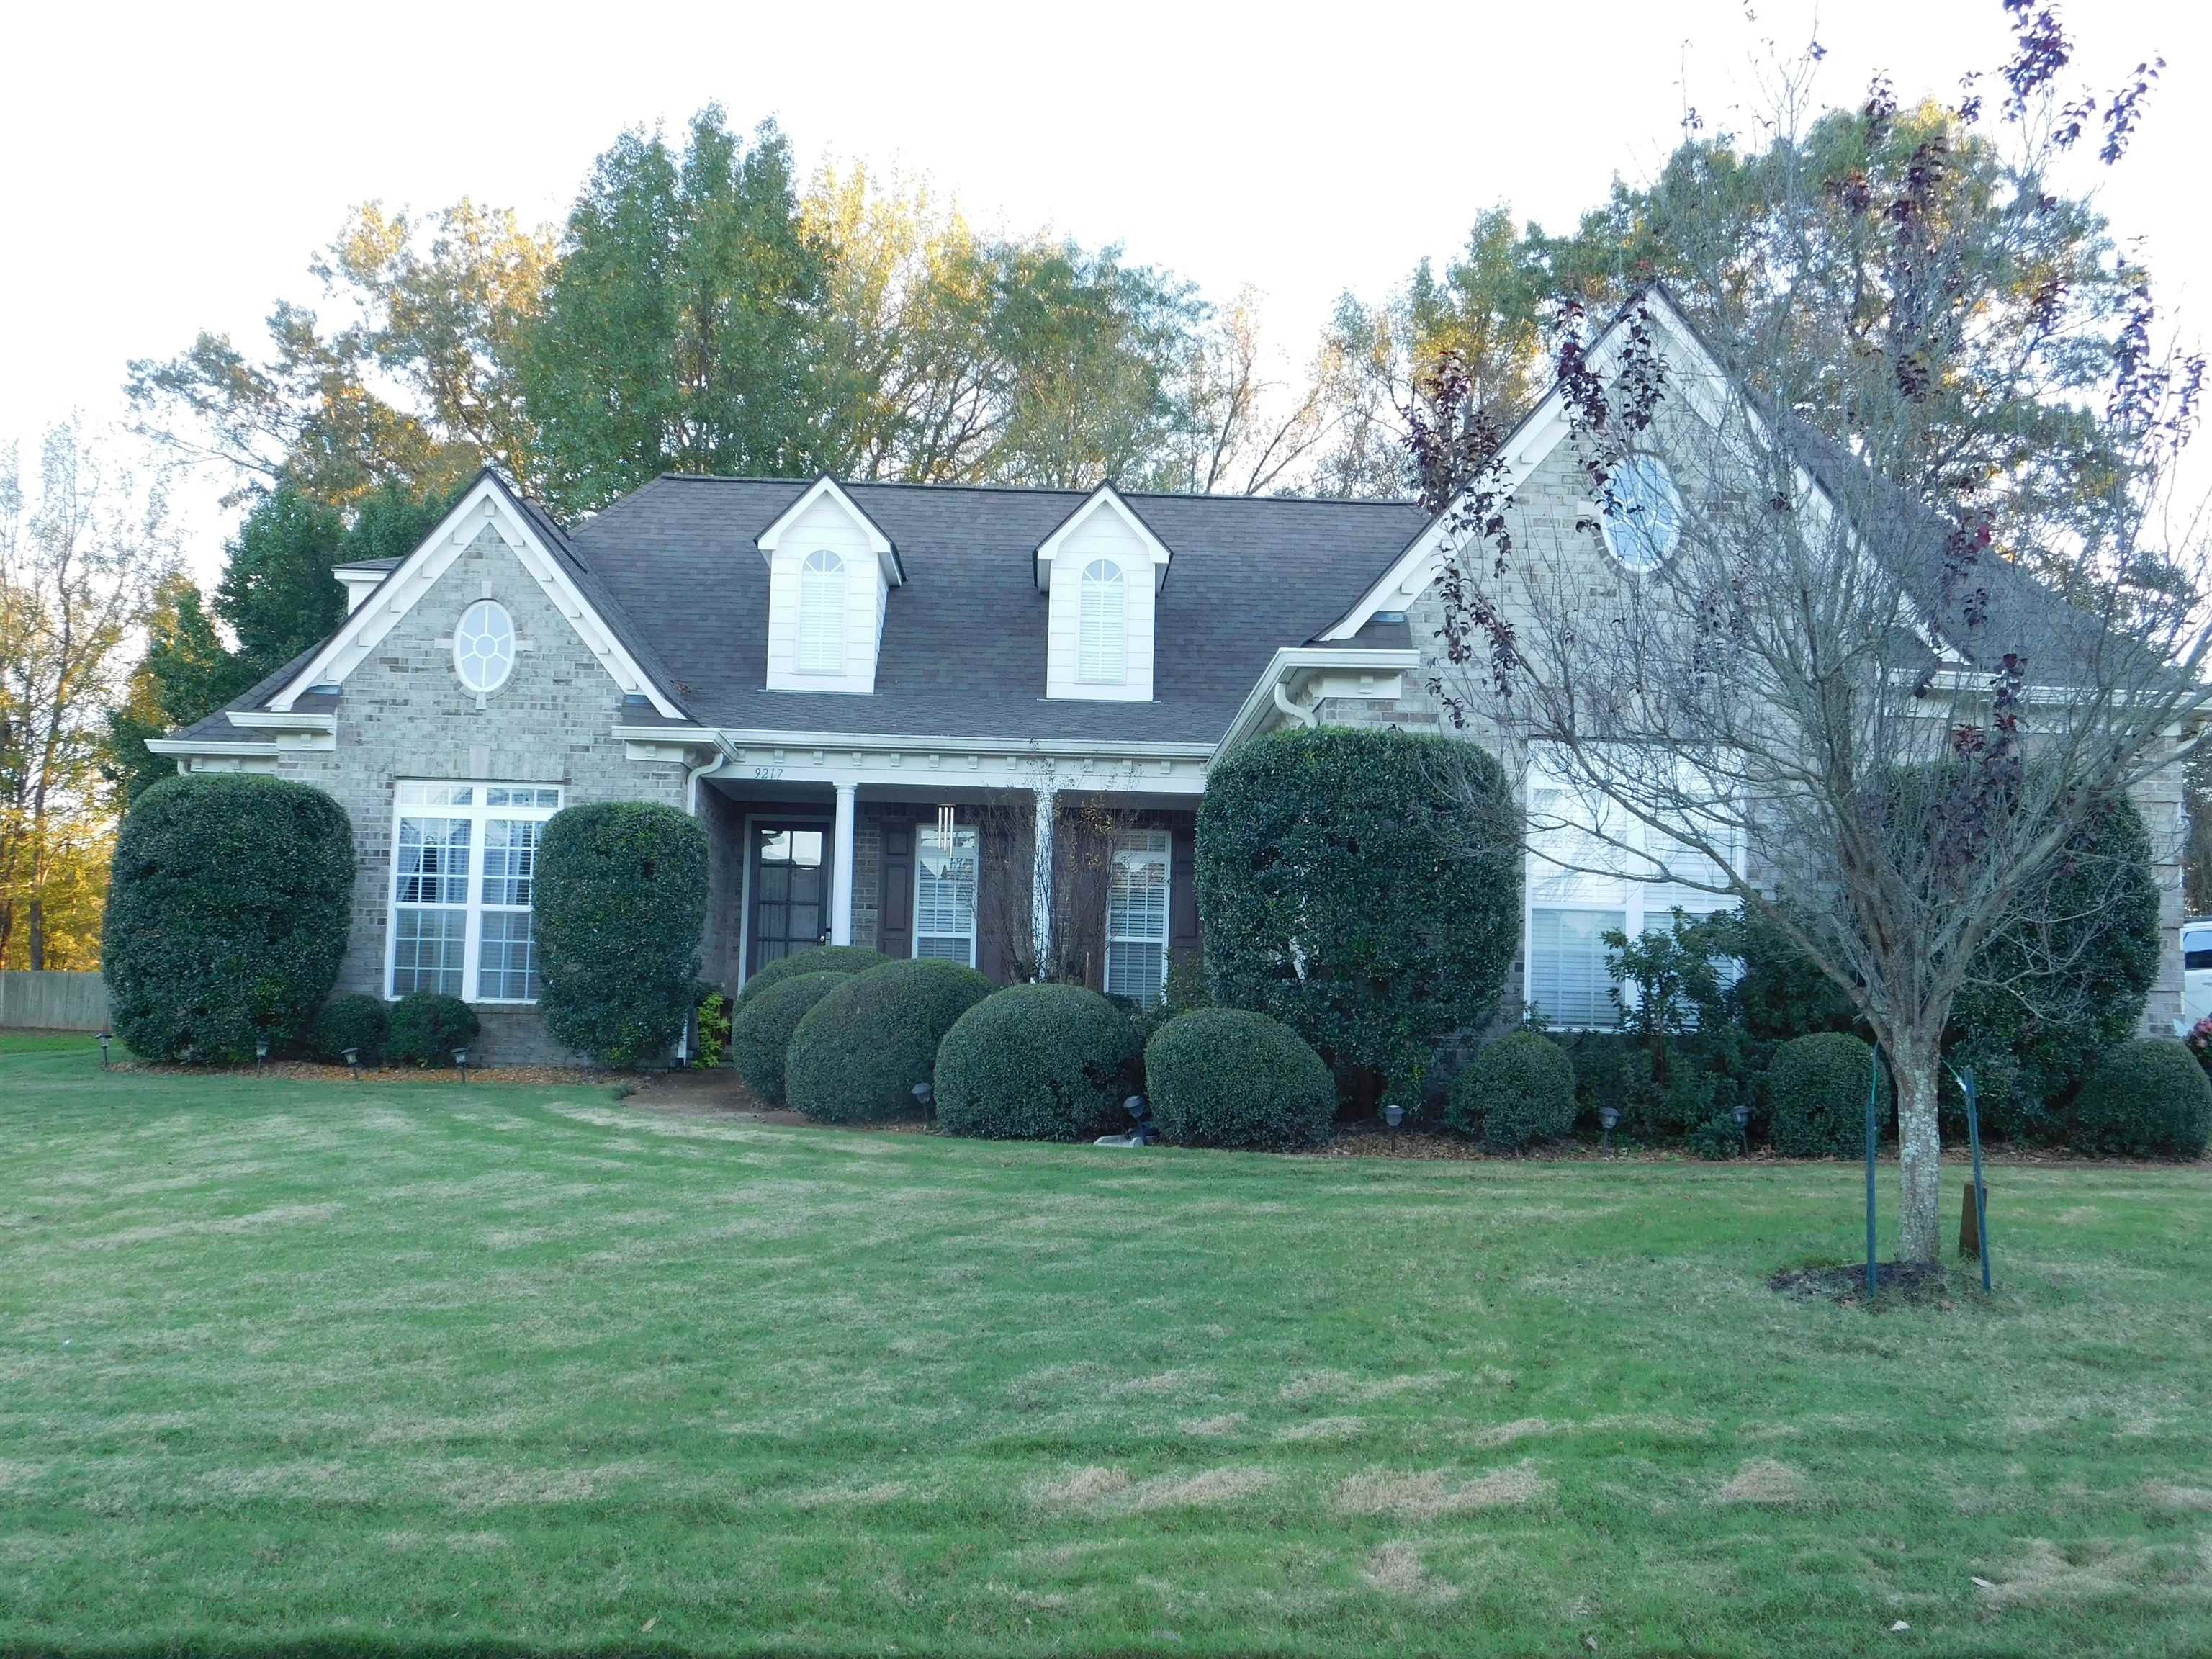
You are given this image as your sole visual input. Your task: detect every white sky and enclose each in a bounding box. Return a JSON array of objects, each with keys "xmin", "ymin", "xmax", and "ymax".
[{"xmin": 4, "ymin": 0, "xmax": 2205, "ymax": 581}]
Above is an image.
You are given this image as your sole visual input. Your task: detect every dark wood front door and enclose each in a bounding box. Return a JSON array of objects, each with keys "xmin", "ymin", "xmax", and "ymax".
[{"xmin": 747, "ymin": 820, "xmax": 832, "ymax": 979}]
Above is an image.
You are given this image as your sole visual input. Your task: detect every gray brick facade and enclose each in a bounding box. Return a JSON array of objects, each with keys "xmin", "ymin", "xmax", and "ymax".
[{"xmin": 272, "ymin": 523, "xmax": 688, "ymax": 1064}]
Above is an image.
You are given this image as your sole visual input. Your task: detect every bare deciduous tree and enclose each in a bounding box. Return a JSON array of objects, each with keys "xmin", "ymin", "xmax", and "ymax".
[{"xmin": 1420, "ymin": 17, "xmax": 2206, "ymax": 1261}]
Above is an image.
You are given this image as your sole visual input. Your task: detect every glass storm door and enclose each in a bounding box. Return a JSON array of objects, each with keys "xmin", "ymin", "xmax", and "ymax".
[{"xmin": 749, "ymin": 822, "xmax": 830, "ymax": 976}]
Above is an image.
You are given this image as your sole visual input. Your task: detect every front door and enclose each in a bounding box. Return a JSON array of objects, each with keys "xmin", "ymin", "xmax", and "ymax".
[{"xmin": 747, "ymin": 821, "xmax": 832, "ymax": 981}]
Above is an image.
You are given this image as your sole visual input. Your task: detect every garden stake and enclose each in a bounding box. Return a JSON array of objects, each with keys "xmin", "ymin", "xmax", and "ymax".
[
  {"xmin": 1866, "ymin": 1044, "xmax": 1879, "ymax": 1300},
  {"xmin": 1963, "ymin": 1065, "xmax": 1992, "ymax": 1292}
]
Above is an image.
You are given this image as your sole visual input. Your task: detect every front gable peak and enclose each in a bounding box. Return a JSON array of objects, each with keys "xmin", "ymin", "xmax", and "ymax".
[
  {"xmin": 1035, "ymin": 484, "xmax": 1173, "ymax": 593},
  {"xmin": 756, "ymin": 476, "xmax": 903, "ymax": 586}
]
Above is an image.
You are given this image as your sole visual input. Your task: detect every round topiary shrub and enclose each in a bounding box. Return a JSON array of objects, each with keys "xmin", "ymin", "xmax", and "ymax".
[
  {"xmin": 934, "ymin": 983, "xmax": 1142, "ymax": 1141},
  {"xmin": 309, "ymin": 994, "xmax": 390, "ymax": 1067},
  {"xmin": 1195, "ymin": 725, "xmax": 1521, "ymax": 1110},
  {"xmin": 736, "ymin": 945, "xmax": 888, "ymax": 1009},
  {"xmin": 2073, "ymin": 1039, "xmax": 2212, "ymax": 1158},
  {"xmin": 102, "ymin": 773, "xmax": 356, "ymax": 1064},
  {"xmin": 1446, "ymin": 1030, "xmax": 1577, "ymax": 1151},
  {"xmin": 534, "ymin": 801, "xmax": 709, "ymax": 1067},
  {"xmin": 1145, "ymin": 1007, "xmax": 1336, "ymax": 1151},
  {"xmin": 387, "ymin": 993, "xmax": 480, "ymax": 1066},
  {"xmin": 1770, "ymin": 1032, "xmax": 1889, "ymax": 1157},
  {"xmin": 729, "ymin": 971, "xmax": 846, "ymax": 1105},
  {"xmin": 786, "ymin": 958, "xmax": 997, "ymax": 1123}
]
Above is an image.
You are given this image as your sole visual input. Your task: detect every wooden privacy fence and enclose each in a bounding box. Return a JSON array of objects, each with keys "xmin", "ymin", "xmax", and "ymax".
[{"xmin": 0, "ymin": 971, "xmax": 110, "ymax": 1031}]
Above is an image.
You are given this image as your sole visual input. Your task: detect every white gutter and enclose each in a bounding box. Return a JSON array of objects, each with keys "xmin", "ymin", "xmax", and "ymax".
[
  {"xmin": 146, "ymin": 737, "xmax": 279, "ymax": 758},
  {"xmin": 225, "ymin": 710, "xmax": 336, "ymax": 732},
  {"xmin": 1218, "ymin": 646, "xmax": 1421, "ymax": 752}
]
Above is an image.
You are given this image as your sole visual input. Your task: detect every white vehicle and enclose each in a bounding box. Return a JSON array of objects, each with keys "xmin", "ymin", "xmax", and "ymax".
[{"xmin": 2184, "ymin": 917, "xmax": 2212, "ymax": 1029}]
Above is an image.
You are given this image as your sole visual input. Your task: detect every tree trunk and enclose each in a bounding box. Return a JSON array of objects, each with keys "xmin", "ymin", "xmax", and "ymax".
[
  {"xmin": 27, "ymin": 896, "xmax": 45, "ymax": 972},
  {"xmin": 1891, "ymin": 1029, "xmax": 1944, "ymax": 1264}
]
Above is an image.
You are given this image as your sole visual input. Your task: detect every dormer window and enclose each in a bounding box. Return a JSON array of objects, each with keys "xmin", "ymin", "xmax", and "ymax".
[
  {"xmin": 799, "ymin": 550, "xmax": 845, "ymax": 673},
  {"xmin": 1079, "ymin": 559, "xmax": 1125, "ymax": 683}
]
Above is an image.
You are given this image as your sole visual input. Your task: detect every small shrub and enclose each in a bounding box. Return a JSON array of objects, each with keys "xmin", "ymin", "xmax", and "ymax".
[
  {"xmin": 694, "ymin": 992, "xmax": 732, "ymax": 1069},
  {"xmin": 729, "ymin": 972, "xmax": 845, "ymax": 1105},
  {"xmin": 736, "ymin": 946, "xmax": 887, "ymax": 1009},
  {"xmin": 1769, "ymin": 1032, "xmax": 1887, "ymax": 1157},
  {"xmin": 2074, "ymin": 1039, "xmax": 2212, "ymax": 1159},
  {"xmin": 935, "ymin": 984, "xmax": 1141, "ymax": 1141},
  {"xmin": 102, "ymin": 773, "xmax": 356, "ymax": 1064},
  {"xmin": 387, "ymin": 993, "xmax": 480, "ymax": 1067},
  {"xmin": 1447, "ymin": 1031, "xmax": 1577, "ymax": 1151},
  {"xmin": 1689, "ymin": 1115, "xmax": 1745, "ymax": 1160},
  {"xmin": 534, "ymin": 801, "xmax": 709, "ymax": 1067},
  {"xmin": 1145, "ymin": 1008, "xmax": 1336, "ymax": 1151},
  {"xmin": 308, "ymin": 994, "xmax": 389, "ymax": 1067},
  {"xmin": 786, "ymin": 958, "xmax": 996, "ymax": 1123}
]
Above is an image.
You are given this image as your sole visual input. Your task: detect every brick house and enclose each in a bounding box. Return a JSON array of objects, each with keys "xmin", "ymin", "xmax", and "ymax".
[{"xmin": 151, "ymin": 290, "xmax": 2193, "ymax": 1062}]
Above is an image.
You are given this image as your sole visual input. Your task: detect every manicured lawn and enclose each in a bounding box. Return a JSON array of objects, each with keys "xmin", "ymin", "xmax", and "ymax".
[{"xmin": 4, "ymin": 1036, "xmax": 2210, "ymax": 1657}]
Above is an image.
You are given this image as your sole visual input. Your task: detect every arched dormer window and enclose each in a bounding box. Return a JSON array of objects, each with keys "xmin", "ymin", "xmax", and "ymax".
[
  {"xmin": 1078, "ymin": 559, "xmax": 1125, "ymax": 683},
  {"xmin": 799, "ymin": 550, "xmax": 845, "ymax": 673}
]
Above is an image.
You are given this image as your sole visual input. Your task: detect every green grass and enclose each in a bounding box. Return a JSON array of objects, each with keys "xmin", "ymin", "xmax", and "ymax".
[{"xmin": 3, "ymin": 1040, "xmax": 2210, "ymax": 1658}]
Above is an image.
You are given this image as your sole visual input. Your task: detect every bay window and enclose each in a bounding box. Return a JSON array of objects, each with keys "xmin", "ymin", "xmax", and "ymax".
[{"xmin": 388, "ymin": 782, "xmax": 562, "ymax": 1002}]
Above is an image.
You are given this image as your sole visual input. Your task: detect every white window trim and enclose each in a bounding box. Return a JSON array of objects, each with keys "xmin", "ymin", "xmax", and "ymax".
[
  {"xmin": 453, "ymin": 599, "xmax": 517, "ymax": 693},
  {"xmin": 1077, "ymin": 559, "xmax": 1128, "ymax": 684},
  {"xmin": 1521, "ymin": 758, "xmax": 1743, "ymax": 1030},
  {"xmin": 911, "ymin": 820, "xmax": 980, "ymax": 968},
  {"xmin": 1105, "ymin": 829, "xmax": 1172, "ymax": 1005},
  {"xmin": 798, "ymin": 549, "xmax": 845, "ymax": 675},
  {"xmin": 386, "ymin": 781, "xmax": 564, "ymax": 1005}
]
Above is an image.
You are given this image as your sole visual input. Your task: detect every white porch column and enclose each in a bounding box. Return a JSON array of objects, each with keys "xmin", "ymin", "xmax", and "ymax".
[
  {"xmin": 830, "ymin": 781, "xmax": 858, "ymax": 946},
  {"xmin": 1030, "ymin": 781, "xmax": 1057, "ymax": 979}
]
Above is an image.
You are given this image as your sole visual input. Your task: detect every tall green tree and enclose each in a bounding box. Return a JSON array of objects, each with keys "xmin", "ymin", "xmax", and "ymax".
[
  {"xmin": 102, "ymin": 575, "xmax": 239, "ymax": 808},
  {"xmin": 521, "ymin": 109, "xmax": 830, "ymax": 513},
  {"xmin": 212, "ymin": 487, "xmax": 346, "ymax": 685}
]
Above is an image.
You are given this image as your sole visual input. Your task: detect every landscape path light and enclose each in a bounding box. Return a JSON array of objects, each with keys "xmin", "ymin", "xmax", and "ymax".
[
  {"xmin": 912, "ymin": 1081, "xmax": 934, "ymax": 1126},
  {"xmin": 1599, "ymin": 1104, "xmax": 1620, "ymax": 1156},
  {"xmin": 454, "ymin": 1048, "xmax": 469, "ymax": 1082},
  {"xmin": 254, "ymin": 1035, "xmax": 269, "ymax": 1070},
  {"xmin": 1731, "ymin": 1098, "xmax": 1749, "ymax": 1152},
  {"xmin": 1384, "ymin": 1101, "xmax": 1404, "ymax": 1154},
  {"xmin": 342, "ymin": 1047, "xmax": 360, "ymax": 1079},
  {"xmin": 97, "ymin": 1031, "xmax": 111, "ymax": 1070}
]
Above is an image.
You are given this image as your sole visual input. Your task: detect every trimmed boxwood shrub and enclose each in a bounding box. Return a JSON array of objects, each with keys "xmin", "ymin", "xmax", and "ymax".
[
  {"xmin": 387, "ymin": 993, "xmax": 480, "ymax": 1066},
  {"xmin": 1770, "ymin": 1032, "xmax": 1888, "ymax": 1157},
  {"xmin": 737, "ymin": 945, "xmax": 889, "ymax": 1009},
  {"xmin": 730, "ymin": 971, "xmax": 845, "ymax": 1105},
  {"xmin": 534, "ymin": 801, "xmax": 709, "ymax": 1067},
  {"xmin": 786, "ymin": 958, "xmax": 996, "ymax": 1123},
  {"xmin": 103, "ymin": 773, "xmax": 356, "ymax": 1064},
  {"xmin": 2073, "ymin": 1039, "xmax": 2212, "ymax": 1158},
  {"xmin": 309, "ymin": 994, "xmax": 390, "ymax": 1067},
  {"xmin": 1447, "ymin": 1030, "xmax": 1577, "ymax": 1151},
  {"xmin": 935, "ymin": 984, "xmax": 1141, "ymax": 1141},
  {"xmin": 1195, "ymin": 725, "xmax": 1521, "ymax": 1110},
  {"xmin": 1145, "ymin": 1007, "xmax": 1336, "ymax": 1151}
]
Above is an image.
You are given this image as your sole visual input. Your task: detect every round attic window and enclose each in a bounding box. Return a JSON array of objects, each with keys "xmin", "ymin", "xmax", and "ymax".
[
  {"xmin": 1599, "ymin": 454, "xmax": 1684, "ymax": 571},
  {"xmin": 454, "ymin": 599, "xmax": 516, "ymax": 693}
]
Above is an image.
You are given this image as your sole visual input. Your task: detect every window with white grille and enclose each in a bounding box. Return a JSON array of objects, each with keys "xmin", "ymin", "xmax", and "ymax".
[
  {"xmin": 1105, "ymin": 830, "xmax": 1171, "ymax": 1005},
  {"xmin": 1523, "ymin": 756, "xmax": 1738, "ymax": 1029},
  {"xmin": 1079, "ymin": 559, "xmax": 1125, "ymax": 683},
  {"xmin": 799, "ymin": 549, "xmax": 845, "ymax": 673},
  {"xmin": 912, "ymin": 823, "xmax": 979, "ymax": 966},
  {"xmin": 388, "ymin": 782, "xmax": 562, "ymax": 1002}
]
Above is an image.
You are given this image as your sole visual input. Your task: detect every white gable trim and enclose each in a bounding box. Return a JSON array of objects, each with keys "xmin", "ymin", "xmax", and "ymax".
[
  {"xmin": 1036, "ymin": 485, "xmax": 1173, "ymax": 592},
  {"xmin": 756, "ymin": 475, "xmax": 902, "ymax": 585},
  {"xmin": 266, "ymin": 475, "xmax": 683, "ymax": 719}
]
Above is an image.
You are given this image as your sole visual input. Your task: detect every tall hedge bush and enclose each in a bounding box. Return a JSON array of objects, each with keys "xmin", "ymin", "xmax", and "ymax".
[
  {"xmin": 786, "ymin": 958, "xmax": 996, "ymax": 1123},
  {"xmin": 934, "ymin": 983, "xmax": 1141, "ymax": 1141},
  {"xmin": 1145, "ymin": 1007, "xmax": 1336, "ymax": 1150},
  {"xmin": 1195, "ymin": 726, "xmax": 1520, "ymax": 1108},
  {"xmin": 1770, "ymin": 1032, "xmax": 1888, "ymax": 1157},
  {"xmin": 534, "ymin": 801, "xmax": 709, "ymax": 1068},
  {"xmin": 102, "ymin": 773, "xmax": 355, "ymax": 1064},
  {"xmin": 2073, "ymin": 1040, "xmax": 2212, "ymax": 1158}
]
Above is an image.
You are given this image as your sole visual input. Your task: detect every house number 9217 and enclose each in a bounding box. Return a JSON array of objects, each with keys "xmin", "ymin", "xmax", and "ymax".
[{"xmin": 752, "ymin": 765, "xmax": 784, "ymax": 780}]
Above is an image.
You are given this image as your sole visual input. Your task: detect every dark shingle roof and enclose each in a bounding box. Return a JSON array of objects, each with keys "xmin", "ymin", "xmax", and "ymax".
[{"xmin": 573, "ymin": 477, "xmax": 1429, "ymax": 744}]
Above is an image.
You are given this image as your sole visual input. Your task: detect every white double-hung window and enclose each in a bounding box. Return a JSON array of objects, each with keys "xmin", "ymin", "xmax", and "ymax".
[
  {"xmin": 1078, "ymin": 559, "xmax": 1126, "ymax": 683},
  {"xmin": 1105, "ymin": 830, "xmax": 1172, "ymax": 1005},
  {"xmin": 798, "ymin": 549, "xmax": 845, "ymax": 673},
  {"xmin": 389, "ymin": 783, "xmax": 562, "ymax": 1002},
  {"xmin": 913, "ymin": 822, "xmax": 979, "ymax": 966},
  {"xmin": 1523, "ymin": 751, "xmax": 1739, "ymax": 1029}
]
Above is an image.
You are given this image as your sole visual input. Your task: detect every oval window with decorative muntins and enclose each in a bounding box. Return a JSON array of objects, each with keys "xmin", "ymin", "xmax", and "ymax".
[{"xmin": 454, "ymin": 600, "xmax": 516, "ymax": 693}]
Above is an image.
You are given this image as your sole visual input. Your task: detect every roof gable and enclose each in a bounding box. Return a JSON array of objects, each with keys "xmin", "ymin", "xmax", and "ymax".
[
  {"xmin": 266, "ymin": 470, "xmax": 685, "ymax": 719},
  {"xmin": 1035, "ymin": 484, "xmax": 1174, "ymax": 591},
  {"xmin": 755, "ymin": 475, "xmax": 903, "ymax": 585}
]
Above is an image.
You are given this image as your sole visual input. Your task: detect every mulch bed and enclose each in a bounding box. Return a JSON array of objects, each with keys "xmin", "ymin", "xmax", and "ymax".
[{"xmin": 1768, "ymin": 1259, "xmax": 1951, "ymax": 1303}]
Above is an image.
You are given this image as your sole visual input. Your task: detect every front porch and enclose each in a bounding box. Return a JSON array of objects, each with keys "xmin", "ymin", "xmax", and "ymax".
[{"xmin": 686, "ymin": 748, "xmax": 1205, "ymax": 1002}]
